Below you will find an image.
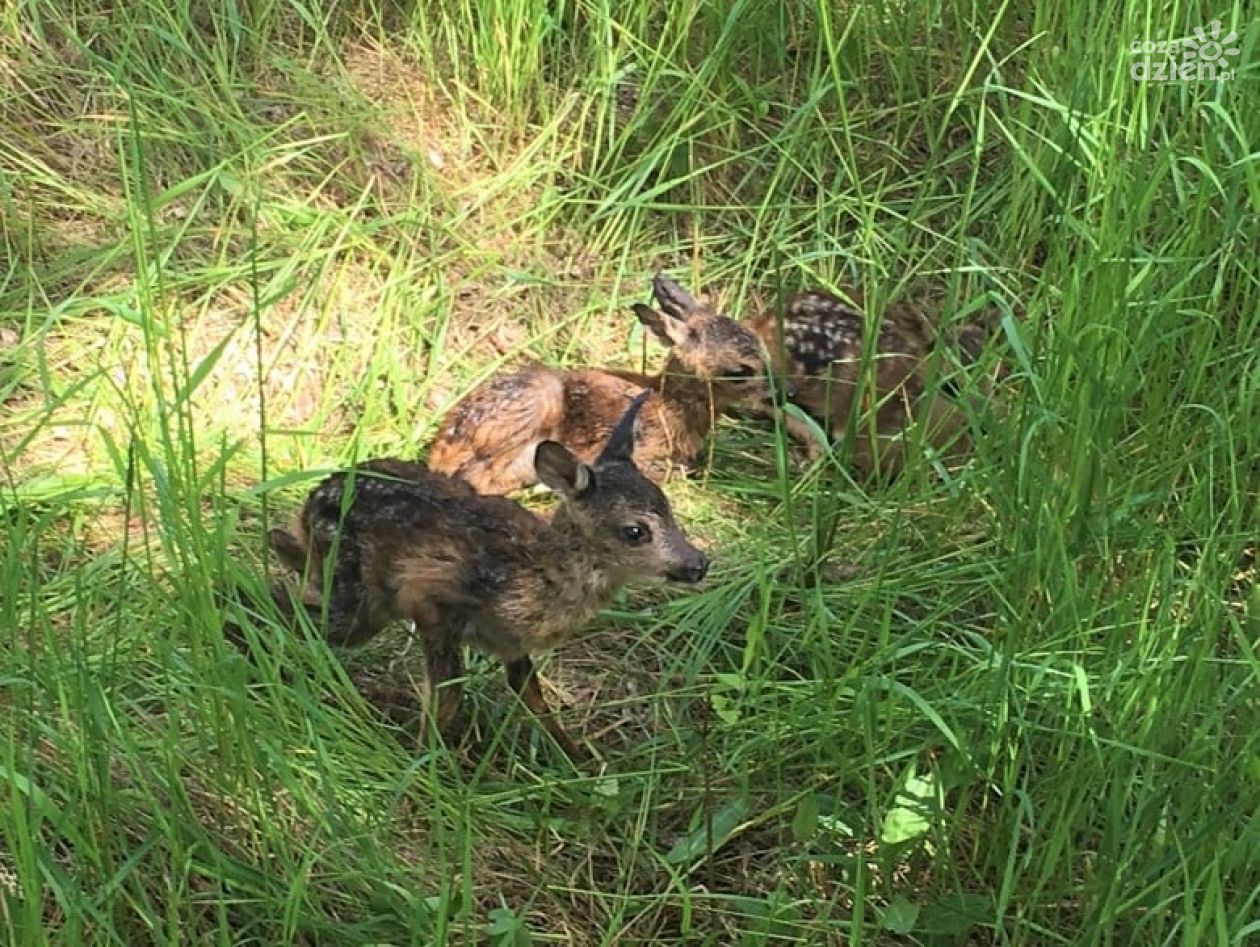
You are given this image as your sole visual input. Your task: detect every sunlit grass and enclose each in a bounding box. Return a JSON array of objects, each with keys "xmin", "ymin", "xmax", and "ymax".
[{"xmin": 0, "ymin": 0, "xmax": 1256, "ymax": 943}]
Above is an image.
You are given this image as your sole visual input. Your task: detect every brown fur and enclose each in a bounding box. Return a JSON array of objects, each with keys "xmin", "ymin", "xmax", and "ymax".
[
  {"xmin": 427, "ymin": 272, "xmax": 773, "ymax": 494},
  {"xmin": 263, "ymin": 394, "xmax": 708, "ymax": 761},
  {"xmin": 749, "ymin": 286, "xmax": 1004, "ymax": 477}
]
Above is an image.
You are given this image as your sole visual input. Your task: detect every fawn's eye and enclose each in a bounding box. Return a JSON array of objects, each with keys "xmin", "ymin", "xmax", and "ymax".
[
  {"xmin": 729, "ymin": 365, "xmax": 756, "ymax": 380},
  {"xmin": 620, "ymin": 522, "xmax": 652, "ymax": 545}
]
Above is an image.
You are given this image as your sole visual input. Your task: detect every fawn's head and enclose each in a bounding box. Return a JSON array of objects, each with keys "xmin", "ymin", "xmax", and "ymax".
[
  {"xmin": 534, "ymin": 391, "xmax": 709, "ymax": 585},
  {"xmin": 632, "ymin": 272, "xmax": 773, "ymax": 409}
]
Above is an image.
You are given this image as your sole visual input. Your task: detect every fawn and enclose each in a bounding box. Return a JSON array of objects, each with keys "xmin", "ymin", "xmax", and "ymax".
[
  {"xmin": 264, "ymin": 392, "xmax": 708, "ymax": 761},
  {"xmin": 749, "ymin": 285, "xmax": 1004, "ymax": 477},
  {"xmin": 426, "ymin": 272, "xmax": 774, "ymax": 494}
]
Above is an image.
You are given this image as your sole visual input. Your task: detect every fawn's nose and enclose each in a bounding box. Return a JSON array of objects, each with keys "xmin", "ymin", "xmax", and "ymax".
[{"xmin": 668, "ymin": 552, "xmax": 709, "ymax": 584}]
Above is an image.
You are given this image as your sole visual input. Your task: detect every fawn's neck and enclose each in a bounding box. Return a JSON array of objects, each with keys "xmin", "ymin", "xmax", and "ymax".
[
  {"xmin": 649, "ymin": 366, "xmax": 721, "ymax": 443},
  {"xmin": 521, "ymin": 514, "xmax": 621, "ymax": 646}
]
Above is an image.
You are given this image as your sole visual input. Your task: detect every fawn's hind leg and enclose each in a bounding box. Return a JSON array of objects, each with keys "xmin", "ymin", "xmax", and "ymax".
[
  {"xmin": 219, "ymin": 580, "xmax": 355, "ymax": 673},
  {"xmin": 504, "ymin": 657, "xmax": 586, "ymax": 761},
  {"xmin": 264, "ymin": 573, "xmax": 385, "ymax": 649}
]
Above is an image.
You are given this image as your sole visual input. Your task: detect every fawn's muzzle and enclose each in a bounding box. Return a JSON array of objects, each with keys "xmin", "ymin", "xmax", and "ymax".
[{"xmin": 666, "ymin": 552, "xmax": 710, "ymax": 584}]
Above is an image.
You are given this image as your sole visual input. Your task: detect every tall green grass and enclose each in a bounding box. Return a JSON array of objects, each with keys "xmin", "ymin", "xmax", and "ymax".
[{"xmin": 1, "ymin": 0, "xmax": 1256, "ymax": 943}]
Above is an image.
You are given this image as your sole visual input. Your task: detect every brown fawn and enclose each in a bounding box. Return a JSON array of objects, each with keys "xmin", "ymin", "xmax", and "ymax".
[
  {"xmin": 265, "ymin": 392, "xmax": 708, "ymax": 761},
  {"xmin": 749, "ymin": 285, "xmax": 1004, "ymax": 477},
  {"xmin": 426, "ymin": 272, "xmax": 774, "ymax": 494}
]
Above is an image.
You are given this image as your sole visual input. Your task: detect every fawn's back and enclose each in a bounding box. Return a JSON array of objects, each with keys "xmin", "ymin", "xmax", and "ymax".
[{"xmin": 270, "ymin": 458, "xmax": 544, "ymax": 647}]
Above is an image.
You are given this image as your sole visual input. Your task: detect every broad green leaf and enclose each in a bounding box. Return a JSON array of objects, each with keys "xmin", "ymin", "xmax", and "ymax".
[
  {"xmin": 880, "ymin": 895, "xmax": 920, "ymax": 935},
  {"xmin": 881, "ymin": 770, "xmax": 937, "ymax": 845},
  {"xmin": 792, "ymin": 793, "xmax": 820, "ymax": 842},
  {"xmin": 666, "ymin": 798, "xmax": 750, "ymax": 866}
]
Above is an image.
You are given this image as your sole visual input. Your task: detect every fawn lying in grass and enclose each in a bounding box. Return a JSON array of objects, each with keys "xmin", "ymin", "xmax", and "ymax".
[
  {"xmin": 265, "ymin": 392, "xmax": 708, "ymax": 761},
  {"xmin": 749, "ymin": 286, "xmax": 1004, "ymax": 477},
  {"xmin": 426, "ymin": 272, "xmax": 774, "ymax": 494}
]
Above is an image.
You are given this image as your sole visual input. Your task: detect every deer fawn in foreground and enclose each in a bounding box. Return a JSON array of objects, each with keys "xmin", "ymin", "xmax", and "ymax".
[
  {"xmin": 426, "ymin": 272, "xmax": 775, "ymax": 494},
  {"xmin": 749, "ymin": 285, "xmax": 1005, "ymax": 477},
  {"xmin": 265, "ymin": 392, "xmax": 708, "ymax": 761}
]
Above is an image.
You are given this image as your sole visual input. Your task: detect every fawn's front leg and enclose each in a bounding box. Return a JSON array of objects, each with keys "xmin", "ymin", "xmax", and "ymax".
[
  {"xmin": 417, "ymin": 623, "xmax": 466, "ymax": 745},
  {"xmin": 772, "ymin": 406, "xmax": 828, "ymax": 460},
  {"xmin": 505, "ymin": 656, "xmax": 587, "ymax": 762}
]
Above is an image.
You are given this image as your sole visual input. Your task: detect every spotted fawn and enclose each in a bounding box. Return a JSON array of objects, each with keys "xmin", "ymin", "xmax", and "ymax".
[{"xmin": 750, "ymin": 285, "xmax": 1003, "ymax": 476}]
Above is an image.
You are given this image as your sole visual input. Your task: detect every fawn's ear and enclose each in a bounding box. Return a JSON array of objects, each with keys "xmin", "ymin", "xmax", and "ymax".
[
  {"xmin": 535, "ymin": 441, "xmax": 594, "ymax": 498},
  {"xmin": 651, "ymin": 271, "xmax": 700, "ymax": 319},
  {"xmin": 632, "ymin": 303, "xmax": 692, "ymax": 348},
  {"xmin": 597, "ymin": 390, "xmax": 650, "ymax": 465}
]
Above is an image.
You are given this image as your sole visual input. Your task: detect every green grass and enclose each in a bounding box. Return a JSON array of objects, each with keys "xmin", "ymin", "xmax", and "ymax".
[{"xmin": 1, "ymin": 0, "xmax": 1257, "ymax": 943}]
